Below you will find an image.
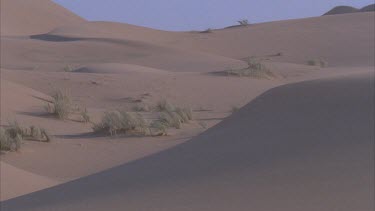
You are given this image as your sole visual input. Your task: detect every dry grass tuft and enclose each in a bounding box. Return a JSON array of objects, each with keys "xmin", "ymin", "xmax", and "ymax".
[{"xmin": 45, "ymin": 90, "xmax": 72, "ymax": 119}]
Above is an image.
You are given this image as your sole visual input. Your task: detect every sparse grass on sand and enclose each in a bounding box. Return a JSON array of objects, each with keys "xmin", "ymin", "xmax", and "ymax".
[
  {"xmin": 94, "ymin": 100, "xmax": 194, "ymax": 137},
  {"xmin": 45, "ymin": 89, "xmax": 73, "ymax": 119},
  {"xmin": 221, "ymin": 58, "xmax": 274, "ymax": 79},
  {"xmin": 307, "ymin": 59, "xmax": 328, "ymax": 67},
  {"xmin": 0, "ymin": 122, "xmax": 50, "ymax": 151}
]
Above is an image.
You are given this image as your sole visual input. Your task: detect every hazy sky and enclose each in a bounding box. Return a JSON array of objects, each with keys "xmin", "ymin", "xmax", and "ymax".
[{"xmin": 53, "ymin": 0, "xmax": 374, "ymax": 31}]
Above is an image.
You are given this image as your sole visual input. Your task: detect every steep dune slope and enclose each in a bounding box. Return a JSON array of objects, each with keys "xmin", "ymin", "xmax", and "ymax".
[{"xmin": 0, "ymin": 0, "xmax": 84, "ymax": 36}]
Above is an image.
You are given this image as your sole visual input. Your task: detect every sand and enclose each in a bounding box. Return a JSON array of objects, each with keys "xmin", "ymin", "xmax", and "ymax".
[
  {"xmin": 2, "ymin": 71, "xmax": 373, "ymax": 211},
  {"xmin": 0, "ymin": 0, "xmax": 374, "ymax": 209}
]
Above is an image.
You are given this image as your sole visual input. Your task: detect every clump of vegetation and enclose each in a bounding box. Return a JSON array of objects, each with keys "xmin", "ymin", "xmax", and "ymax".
[
  {"xmin": 132, "ymin": 103, "xmax": 150, "ymax": 112},
  {"xmin": 222, "ymin": 58, "xmax": 274, "ymax": 79},
  {"xmin": 93, "ymin": 110, "xmax": 148, "ymax": 136},
  {"xmin": 45, "ymin": 90, "xmax": 72, "ymax": 119},
  {"xmin": 231, "ymin": 106, "xmax": 240, "ymax": 113},
  {"xmin": 156, "ymin": 99, "xmax": 175, "ymax": 112},
  {"xmin": 153, "ymin": 106, "xmax": 193, "ymax": 130},
  {"xmin": 307, "ymin": 59, "xmax": 328, "ymax": 67},
  {"xmin": 238, "ymin": 19, "xmax": 249, "ymax": 26},
  {"xmin": 149, "ymin": 120, "xmax": 168, "ymax": 136},
  {"xmin": 0, "ymin": 127, "xmax": 22, "ymax": 151},
  {"xmin": 200, "ymin": 28, "xmax": 213, "ymax": 33},
  {"xmin": 64, "ymin": 65, "xmax": 74, "ymax": 72},
  {"xmin": 0, "ymin": 122, "xmax": 50, "ymax": 151}
]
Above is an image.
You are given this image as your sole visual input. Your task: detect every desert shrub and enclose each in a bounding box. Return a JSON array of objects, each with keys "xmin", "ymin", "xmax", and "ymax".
[
  {"xmin": 93, "ymin": 110, "xmax": 148, "ymax": 136},
  {"xmin": 133, "ymin": 103, "xmax": 150, "ymax": 112},
  {"xmin": 307, "ymin": 59, "xmax": 328, "ymax": 67},
  {"xmin": 45, "ymin": 90, "xmax": 72, "ymax": 119},
  {"xmin": 156, "ymin": 99, "xmax": 175, "ymax": 112},
  {"xmin": 223, "ymin": 58, "xmax": 274, "ymax": 79},
  {"xmin": 158, "ymin": 111, "xmax": 182, "ymax": 129},
  {"xmin": 238, "ymin": 19, "xmax": 249, "ymax": 26}
]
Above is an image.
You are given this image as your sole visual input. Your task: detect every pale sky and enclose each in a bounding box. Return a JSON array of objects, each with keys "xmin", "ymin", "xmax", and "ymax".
[{"xmin": 53, "ymin": 0, "xmax": 374, "ymax": 31}]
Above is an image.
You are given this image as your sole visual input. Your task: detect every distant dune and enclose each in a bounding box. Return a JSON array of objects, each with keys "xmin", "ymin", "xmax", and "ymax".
[
  {"xmin": 360, "ymin": 4, "xmax": 375, "ymax": 12},
  {"xmin": 324, "ymin": 4, "xmax": 375, "ymax": 15},
  {"xmin": 0, "ymin": 0, "xmax": 85, "ymax": 36}
]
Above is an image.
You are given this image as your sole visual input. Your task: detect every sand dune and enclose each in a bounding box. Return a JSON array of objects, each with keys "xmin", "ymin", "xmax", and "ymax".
[
  {"xmin": 0, "ymin": 36, "xmax": 245, "ymax": 73},
  {"xmin": 0, "ymin": 0, "xmax": 84, "ymax": 36},
  {"xmin": 360, "ymin": 4, "xmax": 375, "ymax": 12},
  {"xmin": 324, "ymin": 4, "xmax": 375, "ymax": 15},
  {"xmin": 323, "ymin": 6, "xmax": 359, "ymax": 15},
  {"xmin": 2, "ymin": 72, "xmax": 373, "ymax": 211},
  {"xmin": 1, "ymin": 0, "xmax": 373, "ymax": 206},
  {"xmin": 41, "ymin": 12, "xmax": 375, "ymax": 67}
]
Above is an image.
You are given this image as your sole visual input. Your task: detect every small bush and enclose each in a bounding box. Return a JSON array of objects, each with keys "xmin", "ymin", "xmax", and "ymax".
[
  {"xmin": 0, "ymin": 128, "xmax": 21, "ymax": 151},
  {"xmin": 307, "ymin": 59, "xmax": 328, "ymax": 67},
  {"xmin": 45, "ymin": 90, "xmax": 72, "ymax": 119},
  {"xmin": 93, "ymin": 110, "xmax": 148, "ymax": 136},
  {"xmin": 231, "ymin": 106, "xmax": 240, "ymax": 113},
  {"xmin": 238, "ymin": 19, "xmax": 249, "ymax": 26},
  {"xmin": 222, "ymin": 58, "xmax": 274, "ymax": 79}
]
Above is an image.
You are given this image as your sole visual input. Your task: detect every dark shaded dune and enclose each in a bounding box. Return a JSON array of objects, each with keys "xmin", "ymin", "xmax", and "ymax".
[
  {"xmin": 323, "ymin": 6, "xmax": 359, "ymax": 15},
  {"xmin": 360, "ymin": 4, "xmax": 375, "ymax": 12},
  {"xmin": 29, "ymin": 34, "xmax": 83, "ymax": 42},
  {"xmin": 2, "ymin": 72, "xmax": 373, "ymax": 211}
]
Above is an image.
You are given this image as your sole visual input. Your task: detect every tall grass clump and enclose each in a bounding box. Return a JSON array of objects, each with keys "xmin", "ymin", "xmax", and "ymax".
[
  {"xmin": 93, "ymin": 110, "xmax": 148, "ymax": 136},
  {"xmin": 45, "ymin": 90, "xmax": 72, "ymax": 119},
  {"xmin": 0, "ymin": 128, "xmax": 22, "ymax": 151}
]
